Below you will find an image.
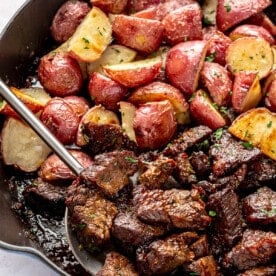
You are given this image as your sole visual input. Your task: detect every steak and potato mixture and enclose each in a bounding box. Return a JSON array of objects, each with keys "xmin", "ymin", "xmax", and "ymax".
[{"xmin": 1, "ymin": 0, "xmax": 276, "ymax": 275}]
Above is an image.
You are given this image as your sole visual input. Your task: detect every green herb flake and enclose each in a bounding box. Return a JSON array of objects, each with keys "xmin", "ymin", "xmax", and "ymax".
[
  {"xmin": 242, "ymin": 141, "xmax": 253, "ymax": 150},
  {"xmin": 224, "ymin": 3, "xmax": 231, "ymax": 12},
  {"xmin": 125, "ymin": 156, "xmax": 138, "ymax": 163},
  {"xmin": 214, "ymin": 128, "xmax": 223, "ymax": 140},
  {"xmin": 188, "ymin": 93, "xmax": 196, "ymax": 102},
  {"xmin": 78, "ymin": 222, "xmax": 87, "ymax": 230},
  {"xmin": 189, "ymin": 273, "xmax": 200, "ymax": 276},
  {"xmin": 267, "ymin": 121, "xmax": 272, "ymax": 128},
  {"xmin": 220, "ymin": 106, "xmax": 228, "ymax": 114},
  {"xmin": 205, "ymin": 51, "xmax": 216, "ymax": 62},
  {"xmin": 262, "ymin": 208, "xmax": 276, "ymax": 217},
  {"xmin": 212, "ymin": 103, "xmax": 218, "ymax": 110},
  {"xmin": 208, "ymin": 210, "xmax": 217, "ymax": 217},
  {"xmin": 97, "ymin": 27, "xmax": 103, "ymax": 36},
  {"xmin": 204, "ymin": 17, "xmax": 213, "ymax": 25},
  {"xmin": 112, "ymin": 47, "xmax": 120, "ymax": 53},
  {"xmin": 82, "ymin": 37, "xmax": 90, "ymax": 44}
]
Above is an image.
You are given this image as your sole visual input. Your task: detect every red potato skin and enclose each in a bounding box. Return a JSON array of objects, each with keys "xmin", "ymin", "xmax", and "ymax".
[
  {"xmin": 216, "ymin": 0, "xmax": 272, "ymax": 32},
  {"xmin": 133, "ymin": 6, "xmax": 158, "ymax": 19},
  {"xmin": 133, "ymin": 100, "xmax": 177, "ymax": 150},
  {"xmin": 112, "ymin": 15, "xmax": 164, "ymax": 54},
  {"xmin": 265, "ymin": 79, "xmax": 276, "ymax": 112},
  {"xmin": 203, "ymin": 27, "xmax": 232, "ymax": 66},
  {"xmin": 127, "ymin": 0, "xmax": 162, "ymax": 13},
  {"xmin": 88, "ymin": 72, "xmax": 128, "ymax": 111},
  {"xmin": 162, "ymin": 3, "xmax": 203, "ymax": 45},
  {"xmin": 50, "ymin": 0, "xmax": 90, "ymax": 43},
  {"xmin": 38, "ymin": 150, "xmax": 93, "ymax": 182},
  {"xmin": 200, "ymin": 62, "xmax": 232, "ymax": 107},
  {"xmin": 165, "ymin": 40, "xmax": 208, "ymax": 97},
  {"xmin": 190, "ymin": 90, "xmax": 227, "ymax": 130},
  {"xmin": 38, "ymin": 52, "xmax": 83, "ymax": 97},
  {"xmin": 63, "ymin": 95, "xmax": 90, "ymax": 118},
  {"xmin": 91, "ymin": 0, "xmax": 128, "ymax": 14},
  {"xmin": 40, "ymin": 98, "xmax": 80, "ymax": 145},
  {"xmin": 232, "ymin": 71, "xmax": 259, "ymax": 113},
  {"xmin": 229, "ymin": 24, "xmax": 275, "ymax": 45}
]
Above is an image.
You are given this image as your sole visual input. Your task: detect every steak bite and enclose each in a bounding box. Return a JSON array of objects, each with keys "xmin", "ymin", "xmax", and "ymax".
[
  {"xmin": 111, "ymin": 211, "xmax": 168, "ymax": 247},
  {"xmin": 238, "ymin": 265, "xmax": 276, "ymax": 276},
  {"xmin": 190, "ymin": 151, "xmax": 211, "ymax": 177},
  {"xmin": 138, "ymin": 155, "xmax": 177, "ymax": 189},
  {"xmin": 190, "ymin": 235, "xmax": 210, "ymax": 259},
  {"xmin": 163, "ymin": 125, "xmax": 212, "ymax": 156},
  {"xmin": 223, "ymin": 229, "xmax": 276, "ymax": 271},
  {"xmin": 96, "ymin": 251, "xmax": 138, "ymax": 276},
  {"xmin": 81, "ymin": 150, "xmax": 139, "ymax": 197},
  {"xmin": 133, "ymin": 186, "xmax": 211, "ymax": 230},
  {"xmin": 243, "ymin": 186, "xmax": 276, "ymax": 225},
  {"xmin": 136, "ymin": 232, "xmax": 198, "ymax": 275},
  {"xmin": 210, "ymin": 130, "xmax": 262, "ymax": 176},
  {"xmin": 207, "ymin": 187, "xmax": 243, "ymax": 255}
]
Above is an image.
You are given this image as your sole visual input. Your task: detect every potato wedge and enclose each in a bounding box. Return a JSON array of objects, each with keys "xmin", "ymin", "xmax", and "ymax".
[
  {"xmin": 1, "ymin": 117, "xmax": 51, "ymax": 172},
  {"xmin": 103, "ymin": 56, "xmax": 162, "ymax": 88},
  {"xmin": 229, "ymin": 108, "xmax": 276, "ymax": 160},
  {"xmin": 87, "ymin": 44, "xmax": 137, "ymax": 75},
  {"xmin": 226, "ymin": 37, "xmax": 273, "ymax": 79},
  {"xmin": 128, "ymin": 81, "xmax": 190, "ymax": 124},
  {"xmin": 67, "ymin": 7, "xmax": 112, "ymax": 62}
]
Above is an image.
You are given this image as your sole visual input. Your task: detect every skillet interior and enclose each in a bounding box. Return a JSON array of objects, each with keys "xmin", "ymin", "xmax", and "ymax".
[{"xmin": 0, "ymin": 0, "xmax": 275, "ymax": 275}]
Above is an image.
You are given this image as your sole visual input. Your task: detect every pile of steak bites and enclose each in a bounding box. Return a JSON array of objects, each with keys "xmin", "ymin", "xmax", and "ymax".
[{"xmin": 63, "ymin": 125, "xmax": 276, "ymax": 276}]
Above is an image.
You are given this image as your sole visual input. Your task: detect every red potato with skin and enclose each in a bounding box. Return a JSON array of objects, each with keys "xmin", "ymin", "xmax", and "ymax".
[
  {"xmin": 40, "ymin": 97, "xmax": 80, "ymax": 145},
  {"xmin": 50, "ymin": 0, "xmax": 90, "ymax": 43},
  {"xmin": 203, "ymin": 27, "xmax": 232, "ymax": 66},
  {"xmin": 265, "ymin": 79, "xmax": 276, "ymax": 112},
  {"xmin": 63, "ymin": 96, "xmax": 90, "ymax": 119},
  {"xmin": 133, "ymin": 100, "xmax": 177, "ymax": 150},
  {"xmin": 90, "ymin": 0, "xmax": 128, "ymax": 14},
  {"xmin": 229, "ymin": 24, "xmax": 275, "ymax": 45},
  {"xmin": 112, "ymin": 15, "xmax": 164, "ymax": 54},
  {"xmin": 133, "ymin": 6, "xmax": 158, "ymax": 19},
  {"xmin": 162, "ymin": 3, "xmax": 203, "ymax": 45},
  {"xmin": 103, "ymin": 57, "xmax": 162, "ymax": 88},
  {"xmin": 200, "ymin": 62, "xmax": 232, "ymax": 107},
  {"xmin": 165, "ymin": 40, "xmax": 209, "ymax": 97},
  {"xmin": 232, "ymin": 71, "xmax": 262, "ymax": 113},
  {"xmin": 190, "ymin": 90, "xmax": 227, "ymax": 130},
  {"xmin": 216, "ymin": 0, "xmax": 272, "ymax": 32},
  {"xmin": 38, "ymin": 52, "xmax": 83, "ymax": 97},
  {"xmin": 88, "ymin": 72, "xmax": 128, "ymax": 111},
  {"xmin": 127, "ymin": 0, "xmax": 162, "ymax": 13}
]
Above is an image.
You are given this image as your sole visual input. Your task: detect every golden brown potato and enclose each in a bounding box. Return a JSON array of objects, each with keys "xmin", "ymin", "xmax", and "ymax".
[
  {"xmin": 165, "ymin": 40, "xmax": 208, "ymax": 97},
  {"xmin": 228, "ymin": 107, "xmax": 276, "ymax": 160},
  {"xmin": 226, "ymin": 37, "xmax": 274, "ymax": 79},
  {"xmin": 189, "ymin": 89, "xmax": 226, "ymax": 130},
  {"xmin": 232, "ymin": 71, "xmax": 262, "ymax": 113},
  {"xmin": 128, "ymin": 81, "xmax": 190, "ymax": 124},
  {"xmin": 216, "ymin": 0, "xmax": 272, "ymax": 31},
  {"xmin": 103, "ymin": 56, "xmax": 162, "ymax": 88},
  {"xmin": 133, "ymin": 100, "xmax": 177, "ymax": 150},
  {"xmin": 112, "ymin": 15, "xmax": 164, "ymax": 54},
  {"xmin": 90, "ymin": 0, "xmax": 128, "ymax": 14}
]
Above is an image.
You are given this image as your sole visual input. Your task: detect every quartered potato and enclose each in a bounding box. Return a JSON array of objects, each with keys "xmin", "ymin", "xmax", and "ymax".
[
  {"xmin": 226, "ymin": 37, "xmax": 273, "ymax": 79},
  {"xmin": 229, "ymin": 107, "xmax": 276, "ymax": 160},
  {"xmin": 67, "ymin": 7, "xmax": 112, "ymax": 62}
]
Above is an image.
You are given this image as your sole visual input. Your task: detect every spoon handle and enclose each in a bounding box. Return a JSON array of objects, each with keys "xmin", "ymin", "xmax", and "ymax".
[{"xmin": 0, "ymin": 79, "xmax": 84, "ymax": 176}]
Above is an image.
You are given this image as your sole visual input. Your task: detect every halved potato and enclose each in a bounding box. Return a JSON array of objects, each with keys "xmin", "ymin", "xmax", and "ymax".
[
  {"xmin": 228, "ymin": 107, "xmax": 276, "ymax": 160},
  {"xmin": 67, "ymin": 7, "xmax": 112, "ymax": 62},
  {"xmin": 226, "ymin": 37, "xmax": 273, "ymax": 79},
  {"xmin": 1, "ymin": 117, "xmax": 52, "ymax": 172}
]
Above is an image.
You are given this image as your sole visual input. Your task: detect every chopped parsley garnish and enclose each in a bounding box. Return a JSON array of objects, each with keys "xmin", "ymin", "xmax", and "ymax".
[
  {"xmin": 78, "ymin": 222, "xmax": 87, "ymax": 230},
  {"xmin": 125, "ymin": 156, "xmax": 138, "ymax": 163},
  {"xmin": 214, "ymin": 128, "xmax": 223, "ymax": 140},
  {"xmin": 203, "ymin": 17, "xmax": 213, "ymax": 25},
  {"xmin": 224, "ymin": 3, "xmax": 231, "ymax": 12},
  {"xmin": 205, "ymin": 52, "xmax": 216, "ymax": 62},
  {"xmin": 220, "ymin": 106, "xmax": 228, "ymax": 114},
  {"xmin": 212, "ymin": 102, "xmax": 218, "ymax": 110},
  {"xmin": 208, "ymin": 210, "xmax": 217, "ymax": 217},
  {"xmin": 242, "ymin": 141, "xmax": 253, "ymax": 150},
  {"xmin": 267, "ymin": 121, "xmax": 272, "ymax": 128},
  {"xmin": 82, "ymin": 37, "xmax": 90, "ymax": 44},
  {"xmin": 188, "ymin": 93, "xmax": 196, "ymax": 102}
]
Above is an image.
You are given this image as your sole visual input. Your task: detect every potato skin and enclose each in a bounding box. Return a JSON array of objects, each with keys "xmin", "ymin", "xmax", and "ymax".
[
  {"xmin": 91, "ymin": 0, "xmax": 128, "ymax": 14},
  {"xmin": 265, "ymin": 80, "xmax": 276, "ymax": 112},
  {"xmin": 38, "ymin": 52, "xmax": 83, "ymax": 97},
  {"xmin": 88, "ymin": 72, "xmax": 128, "ymax": 111},
  {"xmin": 50, "ymin": 0, "xmax": 90, "ymax": 43},
  {"xmin": 63, "ymin": 95, "xmax": 90, "ymax": 118},
  {"xmin": 133, "ymin": 100, "xmax": 176, "ymax": 150},
  {"xmin": 40, "ymin": 97, "xmax": 80, "ymax": 145}
]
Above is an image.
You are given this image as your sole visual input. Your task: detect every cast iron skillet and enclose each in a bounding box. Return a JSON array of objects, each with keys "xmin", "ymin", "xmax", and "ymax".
[{"xmin": 0, "ymin": 0, "xmax": 276, "ymax": 275}]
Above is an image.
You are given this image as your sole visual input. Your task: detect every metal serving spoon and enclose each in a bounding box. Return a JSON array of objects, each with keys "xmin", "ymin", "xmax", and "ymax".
[{"xmin": 0, "ymin": 79, "xmax": 101, "ymax": 275}]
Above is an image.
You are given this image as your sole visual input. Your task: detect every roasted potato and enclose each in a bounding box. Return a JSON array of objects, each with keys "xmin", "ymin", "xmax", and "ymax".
[
  {"xmin": 63, "ymin": 95, "xmax": 90, "ymax": 118},
  {"xmin": 264, "ymin": 77, "xmax": 276, "ymax": 112},
  {"xmin": 112, "ymin": 15, "xmax": 164, "ymax": 54},
  {"xmin": 165, "ymin": 40, "xmax": 208, "ymax": 97},
  {"xmin": 189, "ymin": 89, "xmax": 226, "ymax": 130},
  {"xmin": 133, "ymin": 100, "xmax": 177, "ymax": 150},
  {"xmin": 127, "ymin": 0, "xmax": 161, "ymax": 13},
  {"xmin": 133, "ymin": 6, "xmax": 158, "ymax": 19},
  {"xmin": 88, "ymin": 72, "xmax": 128, "ymax": 111},
  {"xmin": 91, "ymin": 0, "xmax": 128, "ymax": 14},
  {"xmin": 232, "ymin": 71, "xmax": 262, "ymax": 113},
  {"xmin": 38, "ymin": 52, "xmax": 83, "ymax": 97},
  {"xmin": 162, "ymin": 3, "xmax": 202, "ymax": 45},
  {"xmin": 50, "ymin": 0, "xmax": 90, "ymax": 43},
  {"xmin": 1, "ymin": 117, "xmax": 51, "ymax": 172}
]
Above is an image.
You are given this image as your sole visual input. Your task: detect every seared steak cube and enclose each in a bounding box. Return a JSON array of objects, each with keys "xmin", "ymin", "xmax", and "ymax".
[
  {"xmin": 243, "ymin": 186, "xmax": 276, "ymax": 225},
  {"xmin": 133, "ymin": 186, "xmax": 211, "ymax": 230},
  {"xmin": 111, "ymin": 211, "xmax": 168, "ymax": 246},
  {"xmin": 136, "ymin": 232, "xmax": 198, "ymax": 275},
  {"xmin": 190, "ymin": 151, "xmax": 211, "ymax": 177},
  {"xmin": 210, "ymin": 131, "xmax": 261, "ymax": 176},
  {"xmin": 81, "ymin": 150, "xmax": 139, "ymax": 197},
  {"xmin": 238, "ymin": 265, "xmax": 276, "ymax": 276},
  {"xmin": 207, "ymin": 187, "xmax": 243, "ymax": 255},
  {"xmin": 96, "ymin": 251, "xmax": 138, "ymax": 276},
  {"xmin": 190, "ymin": 235, "xmax": 210, "ymax": 259},
  {"xmin": 223, "ymin": 229, "xmax": 276, "ymax": 271}
]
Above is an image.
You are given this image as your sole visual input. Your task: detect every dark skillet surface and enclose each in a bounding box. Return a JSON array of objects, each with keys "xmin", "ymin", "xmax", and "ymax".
[{"xmin": 0, "ymin": 0, "xmax": 275, "ymax": 275}]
